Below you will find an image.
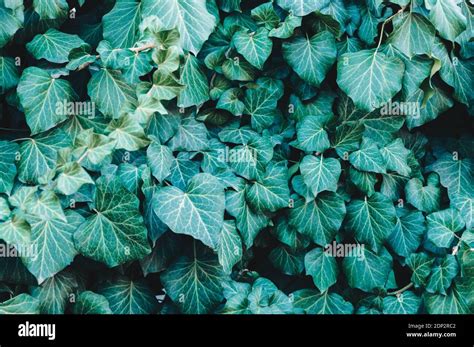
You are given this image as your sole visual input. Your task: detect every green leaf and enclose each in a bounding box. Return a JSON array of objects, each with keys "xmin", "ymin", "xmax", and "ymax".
[
  {"xmin": 387, "ymin": 12, "xmax": 436, "ymax": 58},
  {"xmin": 405, "ymin": 87, "xmax": 453, "ymax": 129},
  {"xmin": 246, "ymin": 163, "xmax": 290, "ymax": 213},
  {"xmin": 0, "ymin": 294, "xmax": 40, "ymax": 314},
  {"xmin": 87, "ymin": 68, "xmax": 137, "ymax": 119},
  {"xmin": 18, "ymin": 130, "xmax": 71, "ymax": 185},
  {"xmin": 292, "ymin": 289, "xmax": 353, "ymax": 314},
  {"xmin": 154, "ymin": 173, "xmax": 225, "ymax": 249},
  {"xmin": 346, "ymin": 193, "xmax": 397, "ymax": 252},
  {"xmin": 161, "ymin": 254, "xmax": 226, "ymax": 314},
  {"xmin": 31, "ymin": 270, "xmax": 78, "ymax": 314},
  {"xmin": 405, "ymin": 175, "xmax": 441, "ymax": 213},
  {"xmin": 304, "ymin": 247, "xmax": 338, "ymax": 292},
  {"xmin": 55, "ymin": 162, "xmax": 94, "ymax": 196},
  {"xmin": 100, "ymin": 279, "xmax": 158, "ymax": 314},
  {"xmin": 17, "ymin": 67, "xmax": 76, "ymax": 134},
  {"xmin": 169, "ymin": 117, "xmax": 209, "ymax": 151},
  {"xmin": 283, "ymin": 31, "xmax": 337, "ymax": 87},
  {"xmin": 0, "ymin": 141, "xmax": 18, "ymax": 194},
  {"xmin": 451, "ymin": 193, "xmax": 474, "ymax": 230},
  {"xmin": 178, "ymin": 54, "xmax": 210, "ymax": 108},
  {"xmin": 426, "ymin": 0, "xmax": 467, "ymax": 41},
  {"xmin": 24, "ymin": 210, "xmax": 84, "ymax": 284},
  {"xmin": 426, "ymin": 255, "xmax": 459, "ymax": 295},
  {"xmin": 107, "ymin": 115, "xmax": 150, "ymax": 151},
  {"xmin": 0, "ymin": 56, "xmax": 20, "ymax": 92},
  {"xmin": 269, "ymin": 246, "xmax": 304, "ymax": 275},
  {"xmin": 216, "ymin": 88, "xmax": 245, "ymax": 115},
  {"xmin": 343, "ymin": 247, "xmax": 391, "ymax": 292},
  {"xmin": 24, "ymin": 190, "xmax": 66, "ymax": 222},
  {"xmin": 349, "ymin": 138, "xmax": 387, "ymax": 174},
  {"xmin": 276, "ymin": 0, "xmax": 329, "ymax": 16},
  {"xmin": 147, "ymin": 142, "xmax": 173, "ymax": 182},
  {"xmin": 388, "ymin": 209, "xmax": 425, "ymax": 258},
  {"xmin": 293, "ymin": 116, "xmax": 331, "ymax": 152},
  {"xmin": 383, "ymin": 291, "xmax": 422, "ymax": 314},
  {"xmin": 26, "ymin": 28, "xmax": 85, "ymax": 63},
  {"xmin": 0, "ymin": 4, "xmax": 22, "ymax": 48},
  {"xmin": 217, "ymin": 220, "xmax": 242, "ymax": 274},
  {"xmin": 142, "ymin": 0, "xmax": 217, "ymax": 54},
  {"xmin": 300, "ymin": 155, "xmax": 341, "ymax": 196},
  {"xmin": 103, "ymin": 0, "xmax": 141, "ymax": 48},
  {"xmin": 33, "ymin": 0, "xmax": 68, "ymax": 20},
  {"xmin": 289, "ymin": 192, "xmax": 346, "ymax": 246},
  {"xmin": 427, "ymin": 208, "xmax": 465, "ymax": 248},
  {"xmin": 233, "ymin": 28, "xmax": 272, "ymax": 70},
  {"xmin": 428, "ymin": 153, "xmax": 474, "ymax": 198},
  {"xmin": 424, "ymin": 284, "xmax": 470, "ymax": 314},
  {"xmin": 243, "ymin": 85, "xmax": 282, "ymax": 132},
  {"xmin": 407, "ymin": 252, "xmax": 435, "ymax": 288},
  {"xmin": 73, "ymin": 291, "xmax": 112, "ymax": 314},
  {"xmin": 74, "ymin": 177, "xmax": 151, "ymax": 267},
  {"xmin": 337, "ymin": 50, "xmax": 405, "ymax": 111},
  {"xmin": 380, "ymin": 138, "xmax": 411, "ymax": 176},
  {"xmin": 269, "ymin": 13, "xmax": 302, "ymax": 39}
]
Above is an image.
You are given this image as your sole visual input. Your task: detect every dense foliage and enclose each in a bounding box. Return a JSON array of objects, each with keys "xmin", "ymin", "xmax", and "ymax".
[{"xmin": 0, "ymin": 0, "xmax": 473, "ymax": 315}]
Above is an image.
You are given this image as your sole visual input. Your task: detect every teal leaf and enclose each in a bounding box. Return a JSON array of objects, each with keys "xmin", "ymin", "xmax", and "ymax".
[
  {"xmin": 0, "ymin": 294, "xmax": 40, "ymax": 314},
  {"xmin": 216, "ymin": 88, "xmax": 245, "ymax": 116},
  {"xmin": 349, "ymin": 138, "xmax": 387, "ymax": 174},
  {"xmin": 0, "ymin": 141, "xmax": 18, "ymax": 194},
  {"xmin": 289, "ymin": 192, "xmax": 346, "ymax": 246},
  {"xmin": 142, "ymin": 0, "xmax": 217, "ymax": 54},
  {"xmin": 233, "ymin": 28, "xmax": 272, "ymax": 70},
  {"xmin": 337, "ymin": 50, "xmax": 405, "ymax": 111},
  {"xmin": 31, "ymin": 270, "xmax": 78, "ymax": 314},
  {"xmin": 178, "ymin": 54, "xmax": 210, "ymax": 108},
  {"xmin": 73, "ymin": 291, "xmax": 112, "ymax": 314},
  {"xmin": 33, "ymin": 0, "xmax": 68, "ymax": 20},
  {"xmin": 424, "ymin": 284, "xmax": 470, "ymax": 314},
  {"xmin": 100, "ymin": 279, "xmax": 158, "ymax": 314},
  {"xmin": 304, "ymin": 247, "xmax": 338, "ymax": 292},
  {"xmin": 26, "ymin": 28, "xmax": 85, "ymax": 63},
  {"xmin": 426, "ymin": 255, "xmax": 459, "ymax": 295},
  {"xmin": 269, "ymin": 246, "xmax": 304, "ymax": 275},
  {"xmin": 243, "ymin": 85, "xmax": 281, "ymax": 132},
  {"xmin": 161, "ymin": 254, "xmax": 225, "ymax": 314},
  {"xmin": 427, "ymin": 208, "xmax": 465, "ymax": 248},
  {"xmin": 342, "ymin": 247, "xmax": 391, "ymax": 292},
  {"xmin": 405, "ymin": 175, "xmax": 441, "ymax": 213},
  {"xmin": 293, "ymin": 116, "xmax": 331, "ymax": 152},
  {"xmin": 380, "ymin": 138, "xmax": 411, "ymax": 176},
  {"xmin": 154, "ymin": 173, "xmax": 225, "ymax": 249},
  {"xmin": 217, "ymin": 220, "xmax": 242, "ymax": 274},
  {"xmin": 147, "ymin": 142, "xmax": 173, "ymax": 182},
  {"xmin": 300, "ymin": 155, "xmax": 341, "ymax": 196},
  {"xmin": 55, "ymin": 163, "xmax": 94, "ymax": 196},
  {"xmin": 283, "ymin": 31, "xmax": 337, "ymax": 87},
  {"xmin": 276, "ymin": 0, "xmax": 329, "ymax": 16},
  {"xmin": 17, "ymin": 67, "xmax": 76, "ymax": 135},
  {"xmin": 425, "ymin": 0, "xmax": 467, "ymax": 41},
  {"xmin": 0, "ymin": 4, "xmax": 22, "ymax": 48},
  {"xmin": 388, "ymin": 209, "xmax": 425, "ymax": 258},
  {"xmin": 407, "ymin": 252, "xmax": 435, "ymax": 288},
  {"xmin": 346, "ymin": 193, "xmax": 397, "ymax": 252},
  {"xmin": 103, "ymin": 0, "xmax": 141, "ymax": 48},
  {"xmin": 74, "ymin": 177, "xmax": 151, "ymax": 267},
  {"xmin": 382, "ymin": 291, "xmax": 422, "ymax": 314},
  {"xmin": 0, "ymin": 56, "xmax": 20, "ymax": 92}
]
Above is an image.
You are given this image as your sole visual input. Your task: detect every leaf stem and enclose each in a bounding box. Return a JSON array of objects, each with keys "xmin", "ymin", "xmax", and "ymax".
[
  {"xmin": 375, "ymin": 8, "xmax": 404, "ymax": 53},
  {"xmin": 387, "ymin": 282, "xmax": 413, "ymax": 296}
]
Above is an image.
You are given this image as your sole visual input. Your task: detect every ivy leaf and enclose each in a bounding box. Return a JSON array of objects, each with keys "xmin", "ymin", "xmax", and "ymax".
[
  {"xmin": 427, "ymin": 208, "xmax": 465, "ymax": 248},
  {"xmin": 425, "ymin": 0, "xmax": 467, "ymax": 41},
  {"xmin": 387, "ymin": 12, "xmax": 436, "ymax": 58},
  {"xmin": 55, "ymin": 162, "xmax": 94, "ymax": 196},
  {"xmin": 292, "ymin": 289, "xmax": 353, "ymax": 314},
  {"xmin": 276, "ymin": 0, "xmax": 329, "ymax": 16},
  {"xmin": 178, "ymin": 54, "xmax": 210, "ymax": 108},
  {"xmin": 269, "ymin": 13, "xmax": 302, "ymax": 39},
  {"xmin": 388, "ymin": 209, "xmax": 425, "ymax": 258},
  {"xmin": 24, "ymin": 210, "xmax": 84, "ymax": 284},
  {"xmin": 0, "ymin": 141, "xmax": 19, "ymax": 194},
  {"xmin": 424, "ymin": 284, "xmax": 470, "ymax": 314},
  {"xmin": 407, "ymin": 252, "xmax": 435, "ymax": 288},
  {"xmin": 26, "ymin": 28, "xmax": 85, "ymax": 63},
  {"xmin": 293, "ymin": 116, "xmax": 331, "ymax": 152},
  {"xmin": 343, "ymin": 247, "xmax": 391, "ymax": 292},
  {"xmin": 0, "ymin": 294, "xmax": 40, "ymax": 314},
  {"xmin": 283, "ymin": 31, "xmax": 337, "ymax": 87},
  {"xmin": 103, "ymin": 0, "xmax": 141, "ymax": 48},
  {"xmin": 289, "ymin": 192, "xmax": 346, "ymax": 247},
  {"xmin": 0, "ymin": 56, "xmax": 20, "ymax": 92},
  {"xmin": 269, "ymin": 246, "xmax": 304, "ymax": 275},
  {"xmin": 154, "ymin": 173, "xmax": 225, "ymax": 249},
  {"xmin": 233, "ymin": 28, "xmax": 272, "ymax": 70},
  {"xmin": 17, "ymin": 67, "xmax": 77, "ymax": 135},
  {"xmin": 426, "ymin": 255, "xmax": 459, "ymax": 295},
  {"xmin": 380, "ymin": 138, "xmax": 412, "ymax": 176},
  {"xmin": 337, "ymin": 49, "xmax": 405, "ymax": 111},
  {"xmin": 346, "ymin": 193, "xmax": 397, "ymax": 252},
  {"xmin": 405, "ymin": 175, "xmax": 441, "ymax": 213},
  {"xmin": 304, "ymin": 247, "xmax": 338, "ymax": 292},
  {"xmin": 74, "ymin": 177, "xmax": 151, "ymax": 267},
  {"xmin": 73, "ymin": 291, "xmax": 112, "ymax": 314},
  {"xmin": 428, "ymin": 153, "xmax": 474, "ymax": 198},
  {"xmin": 451, "ymin": 193, "xmax": 474, "ymax": 230},
  {"xmin": 87, "ymin": 68, "xmax": 137, "ymax": 119},
  {"xmin": 246, "ymin": 163, "xmax": 290, "ymax": 213},
  {"xmin": 217, "ymin": 220, "xmax": 242, "ymax": 274},
  {"xmin": 147, "ymin": 142, "xmax": 173, "ymax": 182},
  {"xmin": 243, "ymin": 85, "xmax": 281, "ymax": 132},
  {"xmin": 107, "ymin": 115, "xmax": 150, "ymax": 151},
  {"xmin": 169, "ymin": 117, "xmax": 209, "ymax": 152},
  {"xmin": 216, "ymin": 88, "xmax": 245, "ymax": 116},
  {"xmin": 100, "ymin": 279, "xmax": 158, "ymax": 314},
  {"xmin": 349, "ymin": 138, "xmax": 387, "ymax": 174},
  {"xmin": 0, "ymin": 4, "xmax": 22, "ymax": 48},
  {"xmin": 300, "ymin": 155, "xmax": 341, "ymax": 196},
  {"xmin": 31, "ymin": 270, "xmax": 78, "ymax": 314},
  {"xmin": 142, "ymin": 0, "xmax": 217, "ymax": 54},
  {"xmin": 161, "ymin": 254, "xmax": 226, "ymax": 314},
  {"xmin": 382, "ymin": 291, "xmax": 422, "ymax": 314},
  {"xmin": 33, "ymin": 0, "xmax": 68, "ymax": 20}
]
